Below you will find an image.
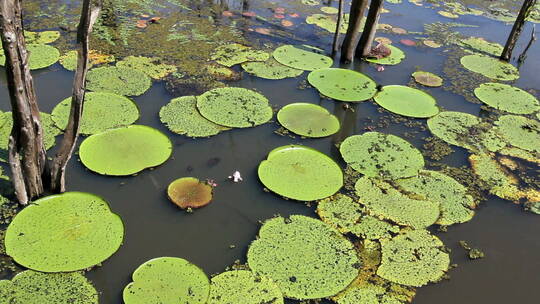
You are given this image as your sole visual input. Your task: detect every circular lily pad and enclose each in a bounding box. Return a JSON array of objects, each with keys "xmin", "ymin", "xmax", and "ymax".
[
  {"xmin": 241, "ymin": 58, "xmax": 303, "ymax": 79},
  {"xmin": 365, "ymin": 45, "xmax": 405, "ymax": 65},
  {"xmin": 461, "ymin": 37, "xmax": 503, "ymax": 56},
  {"xmin": 123, "ymin": 257, "xmax": 210, "ymax": 304},
  {"xmin": 306, "ymin": 13, "xmax": 349, "ymax": 33},
  {"xmin": 374, "ymin": 85, "xmax": 439, "ymax": 118},
  {"xmin": 247, "ymin": 215, "xmax": 359, "ymax": 300},
  {"xmin": 117, "ymin": 56, "xmax": 176, "ymax": 79},
  {"xmin": 0, "ymin": 270, "xmax": 98, "ymax": 304},
  {"xmin": 474, "ymin": 83, "xmax": 540, "ymax": 114},
  {"xmin": 25, "ymin": 30, "xmax": 61, "ymax": 44},
  {"xmin": 59, "ymin": 50, "xmax": 115, "ymax": 71},
  {"xmin": 160, "ymin": 96, "xmax": 228, "ymax": 137},
  {"xmin": 51, "ymin": 92, "xmax": 139, "ymax": 135},
  {"xmin": 495, "ymin": 115, "xmax": 540, "ymax": 153},
  {"xmin": 308, "ymin": 68, "xmax": 378, "ymax": 102},
  {"xmin": 196, "ymin": 87, "xmax": 273, "ymax": 128},
  {"xmin": 79, "ymin": 125, "xmax": 172, "ymax": 176},
  {"xmin": 167, "ymin": 177, "xmax": 213, "ymax": 209},
  {"xmin": 460, "ymin": 54, "xmax": 519, "ymax": 81},
  {"xmin": 277, "ymin": 103, "xmax": 340, "ymax": 137},
  {"xmin": 340, "ymin": 132, "xmax": 425, "ymax": 179},
  {"xmin": 258, "ymin": 145, "xmax": 343, "ymax": 201},
  {"xmin": 211, "ymin": 43, "xmax": 269, "ymax": 67},
  {"xmin": 1, "ymin": 44, "xmax": 60, "ymax": 70},
  {"xmin": 208, "ymin": 270, "xmax": 284, "ymax": 304},
  {"xmin": 273, "ymin": 45, "xmax": 333, "ymax": 71},
  {"xmin": 377, "ymin": 230, "xmax": 450, "ymax": 287},
  {"xmin": 86, "ymin": 66, "xmax": 152, "ymax": 96},
  {"xmin": 5, "ymin": 192, "xmax": 124, "ymax": 272},
  {"xmin": 412, "ymin": 71, "xmax": 443, "ymax": 87}
]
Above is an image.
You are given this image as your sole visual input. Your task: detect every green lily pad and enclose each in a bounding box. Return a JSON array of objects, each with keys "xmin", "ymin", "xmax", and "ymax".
[
  {"xmin": 412, "ymin": 71, "xmax": 443, "ymax": 87},
  {"xmin": 1, "ymin": 44, "xmax": 60, "ymax": 70},
  {"xmin": 247, "ymin": 215, "xmax": 359, "ymax": 300},
  {"xmin": 5, "ymin": 192, "xmax": 124, "ymax": 272},
  {"xmin": 0, "ymin": 270, "xmax": 98, "ymax": 304},
  {"xmin": 273, "ymin": 45, "xmax": 333, "ymax": 71},
  {"xmin": 59, "ymin": 50, "xmax": 115, "ymax": 71},
  {"xmin": 196, "ymin": 87, "xmax": 273, "ymax": 128},
  {"xmin": 374, "ymin": 85, "xmax": 439, "ymax": 118},
  {"xmin": 495, "ymin": 115, "xmax": 540, "ymax": 153},
  {"xmin": 167, "ymin": 177, "xmax": 213, "ymax": 209},
  {"xmin": 241, "ymin": 58, "xmax": 303, "ymax": 80},
  {"xmin": 474, "ymin": 83, "xmax": 539, "ymax": 114},
  {"xmin": 461, "ymin": 37, "xmax": 503, "ymax": 56},
  {"xmin": 160, "ymin": 96, "xmax": 228, "ymax": 137},
  {"xmin": 365, "ymin": 45, "xmax": 405, "ymax": 65},
  {"xmin": 378, "ymin": 230, "xmax": 450, "ymax": 287},
  {"xmin": 211, "ymin": 43, "xmax": 269, "ymax": 67},
  {"xmin": 208, "ymin": 270, "xmax": 284, "ymax": 304},
  {"xmin": 86, "ymin": 66, "xmax": 152, "ymax": 96},
  {"xmin": 258, "ymin": 145, "xmax": 343, "ymax": 201},
  {"xmin": 307, "ymin": 68, "xmax": 378, "ymax": 102},
  {"xmin": 355, "ymin": 177, "xmax": 440, "ymax": 229},
  {"xmin": 340, "ymin": 132, "xmax": 425, "ymax": 179},
  {"xmin": 321, "ymin": 6, "xmax": 339, "ymax": 14},
  {"xmin": 302, "ymin": 0, "xmax": 320, "ymax": 5},
  {"xmin": 116, "ymin": 56, "xmax": 176, "ymax": 79},
  {"xmin": 123, "ymin": 257, "xmax": 210, "ymax": 304},
  {"xmin": 277, "ymin": 103, "xmax": 340, "ymax": 137},
  {"xmin": 79, "ymin": 125, "xmax": 172, "ymax": 176},
  {"xmin": 306, "ymin": 13, "xmax": 348, "ymax": 33},
  {"xmin": 460, "ymin": 54, "xmax": 519, "ymax": 81},
  {"xmin": 25, "ymin": 31, "xmax": 61, "ymax": 44},
  {"xmin": 51, "ymin": 92, "xmax": 139, "ymax": 135}
]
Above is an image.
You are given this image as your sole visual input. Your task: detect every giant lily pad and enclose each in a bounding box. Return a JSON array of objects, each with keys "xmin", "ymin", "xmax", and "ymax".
[
  {"xmin": 211, "ymin": 44, "xmax": 269, "ymax": 67},
  {"xmin": 51, "ymin": 92, "xmax": 139, "ymax": 135},
  {"xmin": 412, "ymin": 71, "xmax": 443, "ymax": 87},
  {"xmin": 79, "ymin": 125, "xmax": 172, "ymax": 176},
  {"xmin": 277, "ymin": 103, "xmax": 340, "ymax": 137},
  {"xmin": 1, "ymin": 44, "xmax": 60, "ymax": 70},
  {"xmin": 59, "ymin": 50, "xmax": 115, "ymax": 71},
  {"xmin": 461, "ymin": 37, "xmax": 503, "ymax": 56},
  {"xmin": 123, "ymin": 257, "xmax": 210, "ymax": 304},
  {"xmin": 273, "ymin": 45, "xmax": 333, "ymax": 71},
  {"xmin": 167, "ymin": 177, "xmax": 213, "ymax": 209},
  {"xmin": 196, "ymin": 87, "xmax": 273, "ymax": 128},
  {"xmin": 474, "ymin": 83, "xmax": 539, "ymax": 114},
  {"xmin": 117, "ymin": 56, "xmax": 176, "ymax": 79},
  {"xmin": 5, "ymin": 192, "xmax": 123, "ymax": 272},
  {"xmin": 208, "ymin": 270, "xmax": 284, "ymax": 304},
  {"xmin": 340, "ymin": 132, "xmax": 425, "ymax": 179},
  {"xmin": 306, "ymin": 13, "xmax": 349, "ymax": 33},
  {"xmin": 365, "ymin": 45, "xmax": 405, "ymax": 65},
  {"xmin": 308, "ymin": 68, "xmax": 378, "ymax": 102},
  {"xmin": 494, "ymin": 115, "xmax": 540, "ymax": 153},
  {"xmin": 241, "ymin": 58, "xmax": 303, "ymax": 79},
  {"xmin": 247, "ymin": 215, "xmax": 359, "ymax": 300},
  {"xmin": 25, "ymin": 31, "xmax": 60, "ymax": 44},
  {"xmin": 374, "ymin": 85, "xmax": 439, "ymax": 118},
  {"xmin": 86, "ymin": 66, "xmax": 152, "ymax": 96},
  {"xmin": 460, "ymin": 54, "xmax": 519, "ymax": 81},
  {"xmin": 258, "ymin": 145, "xmax": 343, "ymax": 201}
]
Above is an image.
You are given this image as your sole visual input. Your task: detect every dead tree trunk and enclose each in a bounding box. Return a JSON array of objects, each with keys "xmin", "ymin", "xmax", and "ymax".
[
  {"xmin": 500, "ymin": 0, "xmax": 537, "ymax": 61},
  {"xmin": 0, "ymin": 0, "xmax": 46, "ymax": 204},
  {"xmin": 50, "ymin": 0, "xmax": 101, "ymax": 193},
  {"xmin": 356, "ymin": 0, "xmax": 384, "ymax": 57},
  {"xmin": 332, "ymin": 0, "xmax": 345, "ymax": 57},
  {"xmin": 340, "ymin": 0, "xmax": 368, "ymax": 62}
]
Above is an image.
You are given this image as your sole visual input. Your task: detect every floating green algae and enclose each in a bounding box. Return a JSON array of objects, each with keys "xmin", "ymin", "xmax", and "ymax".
[
  {"xmin": 247, "ymin": 215, "xmax": 359, "ymax": 300},
  {"xmin": 258, "ymin": 145, "xmax": 343, "ymax": 201},
  {"xmin": 211, "ymin": 43, "xmax": 269, "ymax": 67},
  {"xmin": 5, "ymin": 192, "xmax": 123, "ymax": 272},
  {"xmin": 378, "ymin": 230, "xmax": 450, "ymax": 287},
  {"xmin": 411, "ymin": 71, "xmax": 443, "ymax": 87},
  {"xmin": 1, "ymin": 44, "xmax": 60, "ymax": 70},
  {"xmin": 474, "ymin": 83, "xmax": 539, "ymax": 114},
  {"xmin": 59, "ymin": 50, "xmax": 116, "ymax": 71},
  {"xmin": 51, "ymin": 92, "xmax": 139, "ymax": 135},
  {"xmin": 365, "ymin": 45, "xmax": 405, "ymax": 65},
  {"xmin": 196, "ymin": 87, "xmax": 273, "ymax": 128},
  {"xmin": 116, "ymin": 56, "xmax": 177, "ymax": 79},
  {"xmin": 461, "ymin": 37, "xmax": 504, "ymax": 56},
  {"xmin": 273, "ymin": 45, "xmax": 333, "ymax": 71},
  {"xmin": 308, "ymin": 68, "xmax": 378, "ymax": 102},
  {"xmin": 494, "ymin": 115, "xmax": 540, "ymax": 153},
  {"xmin": 277, "ymin": 103, "xmax": 340, "ymax": 137},
  {"xmin": 340, "ymin": 132, "xmax": 425, "ymax": 179},
  {"xmin": 306, "ymin": 13, "xmax": 349, "ymax": 33},
  {"xmin": 79, "ymin": 125, "xmax": 172, "ymax": 176},
  {"xmin": 159, "ymin": 96, "xmax": 228, "ymax": 137},
  {"xmin": 25, "ymin": 30, "xmax": 60, "ymax": 44},
  {"xmin": 374, "ymin": 85, "xmax": 439, "ymax": 118},
  {"xmin": 123, "ymin": 257, "xmax": 210, "ymax": 304},
  {"xmin": 208, "ymin": 270, "xmax": 284, "ymax": 304},
  {"xmin": 460, "ymin": 54, "xmax": 519, "ymax": 81},
  {"xmin": 86, "ymin": 66, "xmax": 152, "ymax": 96},
  {"xmin": 167, "ymin": 177, "xmax": 213, "ymax": 209},
  {"xmin": 0, "ymin": 270, "xmax": 98, "ymax": 304},
  {"xmin": 241, "ymin": 58, "xmax": 303, "ymax": 80}
]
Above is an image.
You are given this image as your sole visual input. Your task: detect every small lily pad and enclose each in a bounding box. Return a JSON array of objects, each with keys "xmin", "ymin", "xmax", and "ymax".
[
  {"xmin": 277, "ymin": 103, "xmax": 340, "ymax": 137},
  {"xmin": 258, "ymin": 145, "xmax": 343, "ymax": 201},
  {"xmin": 273, "ymin": 45, "xmax": 333, "ymax": 71},
  {"xmin": 460, "ymin": 54, "xmax": 519, "ymax": 81},
  {"xmin": 208, "ymin": 270, "xmax": 284, "ymax": 304},
  {"xmin": 86, "ymin": 66, "xmax": 152, "ymax": 96},
  {"xmin": 412, "ymin": 71, "xmax": 443, "ymax": 87},
  {"xmin": 365, "ymin": 45, "xmax": 405, "ymax": 65},
  {"xmin": 374, "ymin": 85, "xmax": 439, "ymax": 118},
  {"xmin": 79, "ymin": 125, "xmax": 172, "ymax": 176},
  {"xmin": 474, "ymin": 83, "xmax": 539, "ymax": 114},
  {"xmin": 25, "ymin": 30, "xmax": 60, "ymax": 44},
  {"xmin": 461, "ymin": 37, "xmax": 503, "ymax": 56},
  {"xmin": 308, "ymin": 68, "xmax": 378, "ymax": 102},
  {"xmin": 241, "ymin": 58, "xmax": 303, "ymax": 79},
  {"xmin": 321, "ymin": 6, "xmax": 339, "ymax": 14},
  {"xmin": 1, "ymin": 44, "xmax": 60, "ymax": 70},
  {"xmin": 123, "ymin": 257, "xmax": 210, "ymax": 304},
  {"xmin": 167, "ymin": 177, "xmax": 213, "ymax": 209},
  {"xmin": 211, "ymin": 43, "xmax": 269, "ymax": 67},
  {"xmin": 117, "ymin": 56, "xmax": 176, "ymax": 79},
  {"xmin": 494, "ymin": 115, "xmax": 540, "ymax": 153}
]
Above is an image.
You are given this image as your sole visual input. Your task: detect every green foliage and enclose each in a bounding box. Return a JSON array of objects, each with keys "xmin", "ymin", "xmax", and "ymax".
[
  {"xmin": 460, "ymin": 54, "xmax": 519, "ymax": 81},
  {"xmin": 86, "ymin": 66, "xmax": 152, "ymax": 96},
  {"xmin": 308, "ymin": 68, "xmax": 378, "ymax": 102},
  {"xmin": 461, "ymin": 37, "xmax": 503, "ymax": 56},
  {"xmin": 59, "ymin": 50, "xmax": 116, "ymax": 71},
  {"xmin": 1, "ymin": 44, "xmax": 60, "ymax": 70},
  {"xmin": 365, "ymin": 45, "xmax": 405, "ymax": 65},
  {"xmin": 474, "ymin": 83, "xmax": 539, "ymax": 114},
  {"xmin": 116, "ymin": 56, "xmax": 177, "ymax": 79},
  {"xmin": 277, "ymin": 103, "xmax": 340, "ymax": 137},
  {"xmin": 273, "ymin": 45, "xmax": 333, "ymax": 71},
  {"xmin": 306, "ymin": 13, "xmax": 349, "ymax": 33},
  {"xmin": 374, "ymin": 85, "xmax": 439, "ymax": 118},
  {"xmin": 208, "ymin": 270, "xmax": 284, "ymax": 304},
  {"xmin": 411, "ymin": 71, "xmax": 443, "ymax": 87},
  {"xmin": 25, "ymin": 31, "xmax": 61, "ymax": 44},
  {"xmin": 241, "ymin": 58, "xmax": 303, "ymax": 80},
  {"xmin": 211, "ymin": 44, "xmax": 269, "ymax": 67},
  {"xmin": 494, "ymin": 115, "xmax": 540, "ymax": 153}
]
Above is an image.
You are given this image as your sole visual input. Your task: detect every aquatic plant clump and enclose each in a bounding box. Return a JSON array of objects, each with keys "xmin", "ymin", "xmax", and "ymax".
[
  {"xmin": 340, "ymin": 132, "xmax": 425, "ymax": 179},
  {"xmin": 494, "ymin": 115, "xmax": 540, "ymax": 153},
  {"xmin": 258, "ymin": 145, "xmax": 343, "ymax": 201},
  {"xmin": 123, "ymin": 257, "xmax": 210, "ymax": 304},
  {"xmin": 460, "ymin": 54, "xmax": 519, "ymax": 81},
  {"xmin": 273, "ymin": 45, "xmax": 333, "ymax": 71},
  {"xmin": 86, "ymin": 66, "xmax": 152, "ymax": 96},
  {"xmin": 412, "ymin": 71, "xmax": 443, "ymax": 87},
  {"xmin": 79, "ymin": 125, "xmax": 172, "ymax": 176},
  {"xmin": 116, "ymin": 56, "xmax": 177, "ymax": 79},
  {"xmin": 4, "ymin": 192, "xmax": 124, "ymax": 272},
  {"xmin": 1, "ymin": 44, "xmax": 60, "ymax": 70},
  {"xmin": 474, "ymin": 83, "xmax": 540, "ymax": 114},
  {"xmin": 277, "ymin": 103, "xmax": 340, "ymax": 137},
  {"xmin": 0, "ymin": 270, "xmax": 98, "ymax": 304},
  {"xmin": 307, "ymin": 68, "xmax": 378, "ymax": 102},
  {"xmin": 374, "ymin": 85, "xmax": 439, "ymax": 118},
  {"xmin": 247, "ymin": 215, "xmax": 359, "ymax": 300},
  {"xmin": 365, "ymin": 45, "xmax": 405, "ymax": 65},
  {"xmin": 208, "ymin": 270, "xmax": 284, "ymax": 304},
  {"xmin": 167, "ymin": 177, "xmax": 213, "ymax": 209},
  {"xmin": 211, "ymin": 43, "xmax": 269, "ymax": 67},
  {"xmin": 241, "ymin": 58, "xmax": 303, "ymax": 80},
  {"xmin": 196, "ymin": 87, "xmax": 273, "ymax": 128}
]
